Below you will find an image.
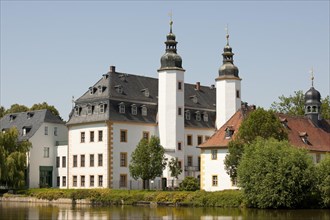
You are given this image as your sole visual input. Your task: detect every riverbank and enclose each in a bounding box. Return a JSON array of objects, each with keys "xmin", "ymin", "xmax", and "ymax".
[{"xmin": 0, "ymin": 188, "xmax": 244, "ymax": 207}]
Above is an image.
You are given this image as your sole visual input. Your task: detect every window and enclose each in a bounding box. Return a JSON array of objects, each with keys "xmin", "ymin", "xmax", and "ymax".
[
  {"xmin": 90, "ymin": 131, "xmax": 94, "ymax": 142},
  {"xmin": 87, "ymin": 105, "xmax": 92, "ymax": 115},
  {"xmin": 177, "ymin": 142, "xmax": 182, "ymax": 151},
  {"xmin": 98, "ymin": 130, "xmax": 103, "ymax": 142},
  {"xmin": 99, "ymin": 104, "xmax": 105, "ymax": 113},
  {"xmin": 203, "ymin": 113, "xmax": 208, "ymax": 122},
  {"xmin": 54, "ymin": 127, "xmax": 58, "ymax": 136},
  {"xmin": 236, "ymin": 90, "xmax": 240, "ymax": 98},
  {"xmin": 196, "ymin": 111, "xmax": 201, "ymax": 121},
  {"xmin": 178, "ymin": 81, "xmax": 182, "ymax": 90},
  {"xmin": 115, "ymin": 86, "xmax": 123, "ymax": 94},
  {"xmin": 62, "ymin": 176, "xmax": 66, "ymax": 187},
  {"xmin": 187, "ymin": 156, "xmax": 193, "ymax": 167},
  {"xmin": 43, "ymin": 147, "xmax": 49, "ymax": 158},
  {"xmin": 192, "ymin": 96, "xmax": 198, "ymax": 104},
  {"xmin": 22, "ymin": 128, "xmax": 27, "ymax": 136},
  {"xmin": 119, "ymin": 102, "xmax": 125, "ymax": 113},
  {"xmin": 81, "ymin": 155, "xmax": 85, "ymax": 167},
  {"xmin": 185, "ymin": 111, "xmax": 191, "ymax": 120},
  {"xmin": 143, "ymin": 89, "xmax": 150, "ymax": 97},
  {"xmin": 178, "ymin": 160, "xmax": 182, "ymax": 169},
  {"xmin": 44, "ymin": 126, "xmax": 48, "ymax": 135},
  {"xmin": 198, "ymin": 157, "xmax": 201, "ymax": 171},
  {"xmin": 74, "ymin": 107, "xmax": 80, "ymax": 116},
  {"xmin": 81, "ymin": 132, "xmax": 85, "ymax": 143},
  {"xmin": 225, "ymin": 127, "xmax": 234, "ymax": 139},
  {"xmin": 197, "ymin": 135, "xmax": 203, "ymax": 145},
  {"xmin": 178, "ymin": 107, "xmax": 182, "ymax": 116},
  {"xmin": 98, "ymin": 175, "xmax": 103, "ymax": 187},
  {"xmin": 120, "ymin": 130, "xmax": 127, "ymax": 142},
  {"xmin": 81, "ymin": 176, "xmax": 85, "ymax": 187},
  {"xmin": 212, "ymin": 175, "xmax": 218, "ymax": 186},
  {"xmin": 120, "ymin": 152, "xmax": 127, "ymax": 167},
  {"xmin": 89, "ymin": 87, "xmax": 94, "ymax": 94},
  {"xmin": 142, "ymin": 131, "xmax": 149, "ymax": 140},
  {"xmin": 131, "ymin": 105, "xmax": 137, "ymax": 115},
  {"xmin": 90, "ymin": 154, "xmax": 94, "ymax": 167},
  {"xmin": 98, "ymin": 154, "xmax": 103, "ymax": 166},
  {"xmin": 141, "ymin": 106, "xmax": 147, "ymax": 116},
  {"xmin": 205, "ymin": 136, "xmax": 210, "ymax": 141},
  {"xmin": 73, "ymin": 176, "xmax": 77, "ymax": 187},
  {"xmin": 120, "ymin": 174, "xmax": 127, "ymax": 187},
  {"xmin": 187, "ymin": 135, "xmax": 193, "ymax": 146},
  {"xmin": 211, "ymin": 150, "xmax": 217, "ymax": 160},
  {"xmin": 62, "ymin": 156, "xmax": 66, "ymax": 168},
  {"xmin": 90, "ymin": 175, "xmax": 94, "ymax": 187},
  {"xmin": 98, "ymin": 86, "xmax": 103, "ymax": 94},
  {"xmin": 56, "ymin": 157, "xmax": 60, "ymax": 168},
  {"xmin": 73, "ymin": 155, "xmax": 77, "ymax": 167},
  {"xmin": 57, "ymin": 176, "xmax": 60, "ymax": 187}
]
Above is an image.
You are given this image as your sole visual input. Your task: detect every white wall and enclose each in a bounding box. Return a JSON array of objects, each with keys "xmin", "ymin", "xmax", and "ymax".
[{"xmin": 54, "ymin": 145, "xmax": 68, "ymax": 189}]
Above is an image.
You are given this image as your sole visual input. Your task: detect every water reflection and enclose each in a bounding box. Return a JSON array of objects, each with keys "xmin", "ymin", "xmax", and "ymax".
[{"xmin": 0, "ymin": 202, "xmax": 328, "ymax": 220}]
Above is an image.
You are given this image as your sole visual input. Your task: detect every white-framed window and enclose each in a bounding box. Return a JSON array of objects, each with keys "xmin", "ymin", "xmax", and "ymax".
[
  {"xmin": 185, "ymin": 110, "xmax": 191, "ymax": 120},
  {"xmin": 119, "ymin": 102, "xmax": 125, "ymax": 114},
  {"xmin": 54, "ymin": 127, "xmax": 58, "ymax": 136},
  {"xmin": 144, "ymin": 89, "xmax": 149, "ymax": 97},
  {"xmin": 99, "ymin": 104, "xmax": 105, "ymax": 113},
  {"xmin": 43, "ymin": 147, "xmax": 50, "ymax": 158},
  {"xmin": 211, "ymin": 149, "xmax": 217, "ymax": 160},
  {"xmin": 196, "ymin": 111, "xmax": 201, "ymax": 121},
  {"xmin": 98, "ymin": 85, "xmax": 103, "ymax": 94},
  {"xmin": 44, "ymin": 126, "xmax": 48, "ymax": 135},
  {"xmin": 212, "ymin": 175, "xmax": 218, "ymax": 186},
  {"xmin": 141, "ymin": 106, "xmax": 147, "ymax": 116},
  {"xmin": 131, "ymin": 104, "xmax": 137, "ymax": 115},
  {"xmin": 203, "ymin": 112, "xmax": 208, "ymax": 122},
  {"xmin": 87, "ymin": 105, "xmax": 92, "ymax": 115},
  {"xmin": 115, "ymin": 85, "xmax": 123, "ymax": 94},
  {"xmin": 98, "ymin": 175, "xmax": 103, "ymax": 187}
]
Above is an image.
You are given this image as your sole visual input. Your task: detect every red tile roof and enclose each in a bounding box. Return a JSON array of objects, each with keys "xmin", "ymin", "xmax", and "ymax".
[{"xmin": 199, "ymin": 110, "xmax": 330, "ymax": 153}]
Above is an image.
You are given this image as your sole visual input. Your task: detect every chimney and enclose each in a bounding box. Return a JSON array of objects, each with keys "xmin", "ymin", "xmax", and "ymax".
[
  {"xmin": 195, "ymin": 82, "xmax": 201, "ymax": 90},
  {"xmin": 110, "ymin": 66, "xmax": 116, "ymax": 73},
  {"xmin": 210, "ymin": 84, "xmax": 215, "ymax": 89}
]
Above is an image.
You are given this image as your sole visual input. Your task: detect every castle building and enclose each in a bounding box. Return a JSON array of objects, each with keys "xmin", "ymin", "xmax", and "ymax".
[
  {"xmin": 0, "ymin": 110, "xmax": 67, "ymax": 188},
  {"xmin": 66, "ymin": 21, "xmax": 241, "ymax": 189},
  {"xmin": 199, "ymin": 77, "xmax": 330, "ymax": 191}
]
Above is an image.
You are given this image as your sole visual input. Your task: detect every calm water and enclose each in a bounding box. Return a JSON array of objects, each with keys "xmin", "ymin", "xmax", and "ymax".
[{"xmin": 0, "ymin": 201, "xmax": 329, "ymax": 220}]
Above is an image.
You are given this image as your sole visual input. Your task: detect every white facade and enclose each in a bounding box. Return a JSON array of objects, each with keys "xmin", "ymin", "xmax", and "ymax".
[
  {"xmin": 216, "ymin": 78, "xmax": 241, "ymax": 129},
  {"xmin": 54, "ymin": 145, "xmax": 68, "ymax": 189},
  {"xmin": 28, "ymin": 122, "xmax": 67, "ymax": 188},
  {"xmin": 200, "ymin": 148, "xmax": 238, "ymax": 191}
]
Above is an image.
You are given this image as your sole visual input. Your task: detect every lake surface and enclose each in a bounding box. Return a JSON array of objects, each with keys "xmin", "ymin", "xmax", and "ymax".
[{"xmin": 0, "ymin": 201, "xmax": 329, "ymax": 220}]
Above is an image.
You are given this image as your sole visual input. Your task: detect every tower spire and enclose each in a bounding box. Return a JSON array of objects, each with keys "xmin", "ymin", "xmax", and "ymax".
[
  {"xmin": 169, "ymin": 10, "xmax": 173, "ymax": 33},
  {"xmin": 225, "ymin": 24, "xmax": 229, "ymax": 46},
  {"xmin": 310, "ymin": 67, "xmax": 314, "ymax": 87}
]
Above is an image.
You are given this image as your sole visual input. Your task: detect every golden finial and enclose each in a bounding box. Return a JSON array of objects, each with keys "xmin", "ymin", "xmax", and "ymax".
[
  {"xmin": 225, "ymin": 24, "xmax": 229, "ymax": 45},
  {"xmin": 169, "ymin": 10, "xmax": 173, "ymax": 33},
  {"xmin": 310, "ymin": 67, "xmax": 314, "ymax": 87}
]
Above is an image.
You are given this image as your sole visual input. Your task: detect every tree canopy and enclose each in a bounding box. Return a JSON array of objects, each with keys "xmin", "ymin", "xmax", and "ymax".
[
  {"xmin": 30, "ymin": 102, "xmax": 60, "ymax": 116},
  {"xmin": 129, "ymin": 136, "xmax": 167, "ymax": 189},
  {"xmin": 237, "ymin": 138, "xmax": 316, "ymax": 208},
  {"xmin": 224, "ymin": 108, "xmax": 288, "ymax": 183},
  {"xmin": 0, "ymin": 128, "xmax": 31, "ymax": 188},
  {"xmin": 271, "ymin": 90, "xmax": 330, "ymax": 119},
  {"xmin": 315, "ymin": 154, "xmax": 330, "ymax": 208},
  {"xmin": 1, "ymin": 102, "xmax": 60, "ymax": 118}
]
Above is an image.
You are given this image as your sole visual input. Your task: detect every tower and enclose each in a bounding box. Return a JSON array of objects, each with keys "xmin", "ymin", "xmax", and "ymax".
[
  {"xmin": 158, "ymin": 19, "xmax": 185, "ymax": 181},
  {"xmin": 215, "ymin": 28, "xmax": 242, "ymax": 129},
  {"xmin": 305, "ymin": 70, "xmax": 322, "ymax": 126}
]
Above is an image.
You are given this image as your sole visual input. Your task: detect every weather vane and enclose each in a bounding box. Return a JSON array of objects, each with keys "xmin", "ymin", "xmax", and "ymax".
[
  {"xmin": 225, "ymin": 24, "xmax": 229, "ymax": 45},
  {"xmin": 169, "ymin": 10, "xmax": 173, "ymax": 33},
  {"xmin": 310, "ymin": 67, "xmax": 314, "ymax": 87}
]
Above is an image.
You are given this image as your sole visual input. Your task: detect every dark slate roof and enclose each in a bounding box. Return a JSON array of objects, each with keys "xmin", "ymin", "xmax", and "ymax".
[
  {"xmin": 0, "ymin": 109, "xmax": 65, "ymax": 141},
  {"xmin": 67, "ymin": 68, "xmax": 217, "ymax": 129}
]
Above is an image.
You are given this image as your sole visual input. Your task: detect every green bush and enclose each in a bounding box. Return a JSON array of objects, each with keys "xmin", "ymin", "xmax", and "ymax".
[
  {"xmin": 316, "ymin": 154, "xmax": 330, "ymax": 208},
  {"xmin": 179, "ymin": 177, "xmax": 199, "ymax": 191}
]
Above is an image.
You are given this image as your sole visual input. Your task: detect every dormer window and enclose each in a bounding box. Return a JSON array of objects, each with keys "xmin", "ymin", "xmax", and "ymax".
[
  {"xmin": 299, "ymin": 132, "xmax": 308, "ymax": 144},
  {"xmin": 87, "ymin": 105, "xmax": 93, "ymax": 115},
  {"xmin": 195, "ymin": 111, "xmax": 201, "ymax": 121},
  {"xmin": 185, "ymin": 110, "xmax": 191, "ymax": 120},
  {"xmin": 22, "ymin": 126, "xmax": 31, "ymax": 136},
  {"xmin": 118, "ymin": 74, "xmax": 127, "ymax": 81},
  {"xmin": 9, "ymin": 114, "xmax": 17, "ymax": 122},
  {"xmin": 115, "ymin": 85, "xmax": 123, "ymax": 94},
  {"xmin": 74, "ymin": 106, "xmax": 82, "ymax": 116},
  {"xmin": 131, "ymin": 104, "xmax": 137, "ymax": 115},
  {"xmin": 141, "ymin": 105, "xmax": 147, "ymax": 116},
  {"xmin": 225, "ymin": 126, "xmax": 235, "ymax": 139},
  {"xmin": 190, "ymin": 95, "xmax": 198, "ymax": 104},
  {"xmin": 141, "ymin": 88, "xmax": 150, "ymax": 97},
  {"xmin": 99, "ymin": 103, "xmax": 105, "ymax": 113},
  {"xmin": 27, "ymin": 112, "xmax": 34, "ymax": 119},
  {"xmin": 203, "ymin": 112, "xmax": 208, "ymax": 122},
  {"xmin": 279, "ymin": 117, "xmax": 289, "ymax": 128},
  {"xmin": 89, "ymin": 87, "xmax": 94, "ymax": 94},
  {"xmin": 119, "ymin": 102, "xmax": 125, "ymax": 114}
]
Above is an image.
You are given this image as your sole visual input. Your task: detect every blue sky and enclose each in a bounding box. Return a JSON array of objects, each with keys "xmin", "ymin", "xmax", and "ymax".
[{"xmin": 1, "ymin": 1, "xmax": 329, "ymax": 120}]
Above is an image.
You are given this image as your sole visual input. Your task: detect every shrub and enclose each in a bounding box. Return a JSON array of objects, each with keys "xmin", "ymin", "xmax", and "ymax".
[
  {"xmin": 316, "ymin": 154, "xmax": 330, "ymax": 208},
  {"xmin": 179, "ymin": 177, "xmax": 199, "ymax": 191}
]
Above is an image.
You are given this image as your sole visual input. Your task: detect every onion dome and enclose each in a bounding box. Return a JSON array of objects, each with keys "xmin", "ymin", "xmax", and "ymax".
[
  {"xmin": 218, "ymin": 31, "xmax": 239, "ymax": 78},
  {"xmin": 159, "ymin": 20, "xmax": 184, "ymax": 71},
  {"xmin": 305, "ymin": 87, "xmax": 321, "ymax": 105}
]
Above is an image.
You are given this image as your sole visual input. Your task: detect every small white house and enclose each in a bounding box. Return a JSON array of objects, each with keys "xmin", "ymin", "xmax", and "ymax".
[{"xmin": 0, "ymin": 109, "xmax": 68, "ymax": 188}]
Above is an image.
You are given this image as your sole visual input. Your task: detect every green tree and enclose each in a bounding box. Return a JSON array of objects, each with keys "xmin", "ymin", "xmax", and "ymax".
[
  {"xmin": 5, "ymin": 104, "xmax": 29, "ymax": 114},
  {"xmin": 30, "ymin": 102, "xmax": 60, "ymax": 116},
  {"xmin": 224, "ymin": 108, "xmax": 288, "ymax": 183},
  {"xmin": 168, "ymin": 157, "xmax": 182, "ymax": 187},
  {"xmin": 0, "ymin": 128, "xmax": 31, "ymax": 188},
  {"xmin": 129, "ymin": 136, "xmax": 167, "ymax": 189},
  {"xmin": 316, "ymin": 154, "xmax": 330, "ymax": 208},
  {"xmin": 237, "ymin": 138, "xmax": 316, "ymax": 208},
  {"xmin": 179, "ymin": 176, "xmax": 199, "ymax": 191},
  {"xmin": 271, "ymin": 90, "xmax": 330, "ymax": 119},
  {"xmin": 0, "ymin": 106, "xmax": 5, "ymax": 118}
]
